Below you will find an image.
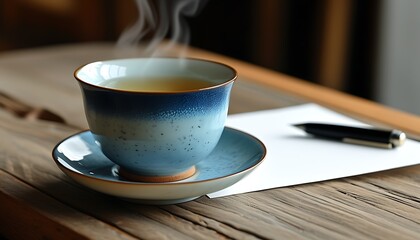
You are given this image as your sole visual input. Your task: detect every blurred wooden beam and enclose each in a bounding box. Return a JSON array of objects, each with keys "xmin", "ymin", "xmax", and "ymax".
[
  {"xmin": 253, "ymin": 0, "xmax": 287, "ymax": 70},
  {"xmin": 318, "ymin": 0, "xmax": 353, "ymax": 90}
]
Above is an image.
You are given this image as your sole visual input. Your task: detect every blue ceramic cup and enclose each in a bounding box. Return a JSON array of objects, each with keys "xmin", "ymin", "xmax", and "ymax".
[{"xmin": 74, "ymin": 58, "xmax": 236, "ymax": 182}]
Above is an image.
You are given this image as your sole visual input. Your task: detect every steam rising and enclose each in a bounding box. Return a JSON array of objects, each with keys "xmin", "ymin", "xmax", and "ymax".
[{"xmin": 117, "ymin": 0, "xmax": 207, "ymax": 57}]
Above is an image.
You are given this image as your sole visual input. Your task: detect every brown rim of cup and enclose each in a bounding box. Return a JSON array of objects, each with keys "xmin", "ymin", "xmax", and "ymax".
[{"xmin": 73, "ymin": 57, "xmax": 237, "ymax": 95}]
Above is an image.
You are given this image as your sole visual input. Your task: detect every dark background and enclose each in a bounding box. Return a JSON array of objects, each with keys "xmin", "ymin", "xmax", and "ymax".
[{"xmin": 0, "ymin": 0, "xmax": 380, "ymax": 100}]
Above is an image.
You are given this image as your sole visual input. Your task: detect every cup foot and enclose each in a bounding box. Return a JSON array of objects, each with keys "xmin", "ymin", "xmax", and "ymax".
[{"xmin": 118, "ymin": 166, "xmax": 196, "ymax": 183}]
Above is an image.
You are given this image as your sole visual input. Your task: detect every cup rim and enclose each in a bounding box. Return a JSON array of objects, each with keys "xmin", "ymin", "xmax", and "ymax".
[{"xmin": 74, "ymin": 57, "xmax": 237, "ymax": 94}]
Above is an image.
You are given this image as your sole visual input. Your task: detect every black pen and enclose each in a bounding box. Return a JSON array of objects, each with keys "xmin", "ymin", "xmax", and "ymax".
[{"xmin": 293, "ymin": 123, "xmax": 406, "ymax": 149}]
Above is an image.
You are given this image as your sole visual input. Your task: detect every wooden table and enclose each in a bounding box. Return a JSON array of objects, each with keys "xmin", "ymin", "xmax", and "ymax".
[{"xmin": 1, "ymin": 43, "xmax": 420, "ymax": 239}]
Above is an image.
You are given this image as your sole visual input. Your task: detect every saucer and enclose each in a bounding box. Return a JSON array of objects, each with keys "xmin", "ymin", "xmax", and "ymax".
[{"xmin": 52, "ymin": 127, "xmax": 266, "ymax": 204}]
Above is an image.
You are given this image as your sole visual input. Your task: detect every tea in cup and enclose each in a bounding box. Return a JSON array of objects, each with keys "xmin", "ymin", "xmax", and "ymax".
[{"xmin": 74, "ymin": 58, "xmax": 236, "ymax": 182}]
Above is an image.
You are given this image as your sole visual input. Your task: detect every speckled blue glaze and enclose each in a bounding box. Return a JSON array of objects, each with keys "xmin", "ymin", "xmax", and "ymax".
[{"xmin": 75, "ymin": 58, "xmax": 236, "ymax": 177}]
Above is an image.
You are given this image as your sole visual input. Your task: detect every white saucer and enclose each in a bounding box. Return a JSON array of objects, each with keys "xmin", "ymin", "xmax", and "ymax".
[{"xmin": 52, "ymin": 127, "xmax": 266, "ymax": 204}]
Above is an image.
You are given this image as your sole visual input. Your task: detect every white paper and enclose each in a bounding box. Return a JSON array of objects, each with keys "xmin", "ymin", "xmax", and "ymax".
[{"xmin": 208, "ymin": 103, "xmax": 420, "ymax": 198}]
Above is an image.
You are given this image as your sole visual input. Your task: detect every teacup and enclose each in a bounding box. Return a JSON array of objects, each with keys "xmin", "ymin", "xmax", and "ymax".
[{"xmin": 74, "ymin": 58, "xmax": 236, "ymax": 182}]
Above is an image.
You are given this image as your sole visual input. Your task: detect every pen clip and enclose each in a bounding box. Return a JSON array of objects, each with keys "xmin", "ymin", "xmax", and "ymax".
[{"xmin": 343, "ymin": 138, "xmax": 393, "ymax": 149}]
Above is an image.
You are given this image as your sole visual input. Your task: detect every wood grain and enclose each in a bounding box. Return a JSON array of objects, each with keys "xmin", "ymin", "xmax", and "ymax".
[
  {"xmin": 0, "ymin": 111, "xmax": 271, "ymax": 239},
  {"xmin": 1, "ymin": 43, "xmax": 420, "ymax": 239}
]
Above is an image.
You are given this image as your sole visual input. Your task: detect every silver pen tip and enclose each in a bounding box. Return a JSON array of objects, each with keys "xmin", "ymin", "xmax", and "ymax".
[{"xmin": 390, "ymin": 130, "xmax": 406, "ymax": 147}]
